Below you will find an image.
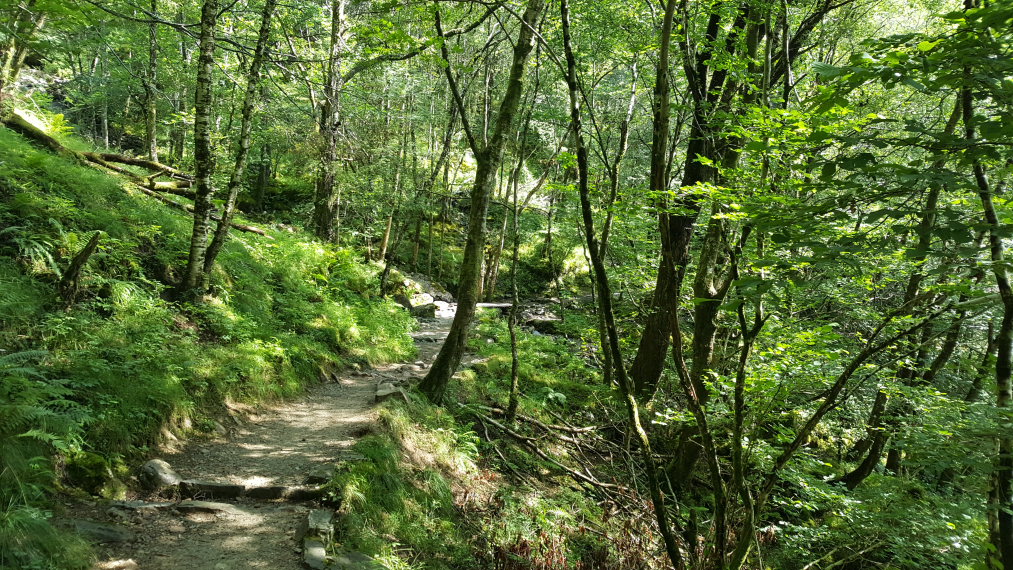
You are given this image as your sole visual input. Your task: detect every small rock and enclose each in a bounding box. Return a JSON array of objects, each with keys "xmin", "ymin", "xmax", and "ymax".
[
  {"xmin": 307, "ymin": 509, "xmax": 333, "ymax": 532},
  {"xmin": 375, "ymin": 386, "xmax": 409, "ymax": 404},
  {"xmin": 212, "ymin": 421, "xmax": 228, "ymax": 436},
  {"xmin": 179, "ymin": 480, "xmax": 245, "ymax": 500},
  {"xmin": 298, "ymin": 509, "xmax": 334, "ymax": 542},
  {"xmin": 304, "ymin": 466, "xmax": 335, "ymax": 485},
  {"xmin": 410, "ymin": 292, "xmax": 434, "ymax": 306},
  {"xmin": 71, "ymin": 520, "xmax": 135, "ymax": 544},
  {"xmin": 138, "ymin": 459, "xmax": 181, "ymax": 492},
  {"xmin": 376, "ymin": 381, "xmax": 396, "ymax": 392}
]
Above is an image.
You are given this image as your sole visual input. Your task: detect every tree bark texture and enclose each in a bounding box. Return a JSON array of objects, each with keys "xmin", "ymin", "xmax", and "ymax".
[
  {"xmin": 180, "ymin": 0, "xmax": 219, "ymax": 294},
  {"xmin": 558, "ymin": 0, "xmax": 685, "ymax": 566},
  {"xmin": 144, "ymin": 0, "xmax": 159, "ymax": 161},
  {"xmin": 313, "ymin": 0, "xmax": 346, "ymax": 242}
]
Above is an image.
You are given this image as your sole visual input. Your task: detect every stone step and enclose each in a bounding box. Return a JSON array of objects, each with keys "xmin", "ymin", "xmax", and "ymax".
[{"xmin": 299, "ymin": 509, "xmax": 386, "ymax": 569}]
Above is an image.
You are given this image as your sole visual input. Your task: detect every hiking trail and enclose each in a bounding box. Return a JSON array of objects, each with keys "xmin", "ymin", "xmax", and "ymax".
[{"xmin": 70, "ymin": 304, "xmax": 455, "ymax": 570}]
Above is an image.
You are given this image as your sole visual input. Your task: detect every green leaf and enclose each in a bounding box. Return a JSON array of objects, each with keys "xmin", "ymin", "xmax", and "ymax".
[{"xmin": 813, "ymin": 62, "xmax": 846, "ymax": 79}]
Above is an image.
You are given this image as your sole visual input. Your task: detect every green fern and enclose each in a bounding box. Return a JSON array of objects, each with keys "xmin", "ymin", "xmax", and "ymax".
[
  {"xmin": 0, "ymin": 350, "xmax": 92, "ymax": 569},
  {"xmin": 0, "ymin": 226, "xmax": 60, "ymax": 277}
]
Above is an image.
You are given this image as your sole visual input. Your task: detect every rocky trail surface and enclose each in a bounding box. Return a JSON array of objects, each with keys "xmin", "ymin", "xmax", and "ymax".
[{"xmin": 66, "ymin": 304, "xmax": 455, "ymax": 570}]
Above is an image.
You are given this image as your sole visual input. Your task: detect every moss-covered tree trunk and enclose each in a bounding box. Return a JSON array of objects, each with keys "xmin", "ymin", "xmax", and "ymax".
[
  {"xmin": 202, "ymin": 0, "xmax": 277, "ymax": 281},
  {"xmin": 143, "ymin": 0, "xmax": 159, "ymax": 162},
  {"xmin": 180, "ymin": 0, "xmax": 219, "ymax": 294},
  {"xmin": 312, "ymin": 0, "xmax": 346, "ymax": 242}
]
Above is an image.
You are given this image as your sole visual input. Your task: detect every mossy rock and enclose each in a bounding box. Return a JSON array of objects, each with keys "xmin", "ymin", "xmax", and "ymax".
[
  {"xmin": 99, "ymin": 477, "xmax": 128, "ymax": 500},
  {"xmin": 65, "ymin": 451, "xmax": 112, "ymax": 494}
]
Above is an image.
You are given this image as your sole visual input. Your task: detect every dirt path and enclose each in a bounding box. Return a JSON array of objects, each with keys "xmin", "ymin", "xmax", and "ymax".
[{"xmin": 76, "ymin": 306, "xmax": 454, "ymax": 570}]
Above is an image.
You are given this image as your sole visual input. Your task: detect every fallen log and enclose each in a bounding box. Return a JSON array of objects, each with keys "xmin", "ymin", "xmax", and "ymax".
[
  {"xmin": 84, "ymin": 152, "xmax": 192, "ymax": 180},
  {"xmin": 135, "ymin": 187, "xmax": 268, "ymax": 236},
  {"xmin": 76, "ymin": 152, "xmax": 193, "ymax": 194},
  {"xmin": 2, "ymin": 111, "xmax": 267, "ymax": 236},
  {"xmin": 2, "ymin": 110, "xmax": 81, "ymax": 159}
]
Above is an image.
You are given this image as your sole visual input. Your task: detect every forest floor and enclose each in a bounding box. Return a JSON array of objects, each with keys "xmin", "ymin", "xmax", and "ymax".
[{"xmin": 62, "ymin": 304, "xmax": 456, "ymax": 570}]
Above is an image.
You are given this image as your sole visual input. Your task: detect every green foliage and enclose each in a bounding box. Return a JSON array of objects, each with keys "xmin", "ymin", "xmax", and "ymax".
[
  {"xmin": 770, "ymin": 471, "xmax": 984, "ymax": 569},
  {"xmin": 328, "ymin": 396, "xmax": 636, "ymax": 569},
  {"xmin": 0, "ymin": 124, "xmax": 416, "ymax": 446},
  {"xmin": 325, "ymin": 401, "xmax": 480, "ymax": 569},
  {"xmin": 462, "ymin": 315, "xmax": 602, "ymax": 414},
  {"xmin": 0, "ymin": 124, "xmax": 416, "ymax": 560},
  {"xmin": 0, "ymin": 351, "xmax": 92, "ymax": 570}
]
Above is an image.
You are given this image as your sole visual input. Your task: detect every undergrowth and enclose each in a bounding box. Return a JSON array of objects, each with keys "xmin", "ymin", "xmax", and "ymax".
[
  {"xmin": 0, "ymin": 121, "xmax": 416, "ymax": 568},
  {"xmin": 325, "ymin": 313, "xmax": 656, "ymax": 569},
  {"xmin": 326, "ymin": 397, "xmax": 647, "ymax": 570},
  {"xmin": 461, "ymin": 313, "xmax": 603, "ymax": 415}
]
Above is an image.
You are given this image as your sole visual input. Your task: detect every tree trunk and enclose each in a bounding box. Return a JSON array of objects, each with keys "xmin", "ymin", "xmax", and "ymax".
[
  {"xmin": 0, "ymin": 0, "xmax": 46, "ymax": 100},
  {"xmin": 312, "ymin": 0, "xmax": 346, "ymax": 242},
  {"xmin": 839, "ymin": 99, "xmax": 959, "ymax": 488},
  {"xmin": 201, "ymin": 0, "xmax": 277, "ymax": 282},
  {"xmin": 963, "ymin": 46, "xmax": 1013, "ymax": 567},
  {"xmin": 419, "ymin": 0, "xmax": 545, "ymax": 403},
  {"xmin": 59, "ymin": 231, "xmax": 102, "ymax": 307},
  {"xmin": 628, "ymin": 0, "xmax": 706, "ymax": 403},
  {"xmin": 143, "ymin": 0, "xmax": 159, "ymax": 162},
  {"xmin": 558, "ymin": 0, "xmax": 685, "ymax": 566},
  {"xmin": 251, "ymin": 143, "xmax": 270, "ymax": 212},
  {"xmin": 506, "ymin": 155, "xmax": 522, "ymax": 425},
  {"xmin": 179, "ymin": 0, "xmax": 220, "ymax": 294}
]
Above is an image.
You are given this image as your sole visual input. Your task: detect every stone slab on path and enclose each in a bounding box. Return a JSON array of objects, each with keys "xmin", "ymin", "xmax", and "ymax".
[
  {"xmin": 179, "ymin": 479, "xmax": 246, "ymax": 500},
  {"xmin": 70, "ymin": 519, "xmax": 135, "ymax": 544},
  {"xmin": 173, "ymin": 500, "xmax": 246, "ymax": 515}
]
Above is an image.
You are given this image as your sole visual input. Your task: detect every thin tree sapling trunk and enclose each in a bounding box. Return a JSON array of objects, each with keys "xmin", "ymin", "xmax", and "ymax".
[{"xmin": 201, "ymin": 0, "xmax": 277, "ymax": 283}]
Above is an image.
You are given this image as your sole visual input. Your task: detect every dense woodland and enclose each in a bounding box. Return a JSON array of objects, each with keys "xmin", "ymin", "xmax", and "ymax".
[{"xmin": 2, "ymin": 0, "xmax": 1013, "ymax": 568}]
